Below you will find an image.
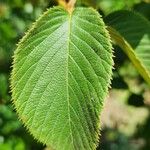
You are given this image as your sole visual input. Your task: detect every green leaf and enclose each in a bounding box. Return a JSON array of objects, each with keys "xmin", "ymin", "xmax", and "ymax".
[
  {"xmin": 11, "ymin": 6, "xmax": 113, "ymax": 150},
  {"xmin": 0, "ymin": 74, "xmax": 8, "ymax": 99},
  {"xmin": 134, "ymin": 2, "xmax": 150, "ymax": 20},
  {"xmin": 76, "ymin": 0, "xmax": 97, "ymax": 8},
  {"xmin": 108, "ymin": 27, "xmax": 150, "ymax": 85},
  {"xmin": 105, "ymin": 10, "xmax": 150, "ymax": 84}
]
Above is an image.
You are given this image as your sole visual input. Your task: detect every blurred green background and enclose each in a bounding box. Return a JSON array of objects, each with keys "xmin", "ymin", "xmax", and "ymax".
[{"xmin": 0, "ymin": 0, "xmax": 150, "ymax": 150}]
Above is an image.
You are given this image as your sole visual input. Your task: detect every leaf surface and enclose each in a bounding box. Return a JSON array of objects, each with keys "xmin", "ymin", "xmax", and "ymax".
[{"xmin": 11, "ymin": 6, "xmax": 113, "ymax": 150}]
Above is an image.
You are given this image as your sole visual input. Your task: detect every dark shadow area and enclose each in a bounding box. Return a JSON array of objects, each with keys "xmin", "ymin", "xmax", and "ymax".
[
  {"xmin": 128, "ymin": 94, "xmax": 144, "ymax": 107},
  {"xmin": 135, "ymin": 111, "xmax": 150, "ymax": 150}
]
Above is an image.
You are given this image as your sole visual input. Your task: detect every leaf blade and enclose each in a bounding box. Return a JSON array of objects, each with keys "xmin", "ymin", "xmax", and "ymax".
[{"xmin": 11, "ymin": 6, "xmax": 113, "ymax": 150}]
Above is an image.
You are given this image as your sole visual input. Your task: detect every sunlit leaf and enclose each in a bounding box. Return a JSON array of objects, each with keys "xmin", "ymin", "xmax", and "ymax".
[{"xmin": 11, "ymin": 6, "xmax": 113, "ymax": 149}]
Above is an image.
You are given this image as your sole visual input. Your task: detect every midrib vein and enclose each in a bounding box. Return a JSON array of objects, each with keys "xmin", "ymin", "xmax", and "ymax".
[{"xmin": 67, "ymin": 11, "xmax": 74, "ymax": 149}]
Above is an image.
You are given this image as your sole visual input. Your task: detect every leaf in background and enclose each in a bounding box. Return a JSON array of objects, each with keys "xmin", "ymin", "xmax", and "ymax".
[
  {"xmin": 76, "ymin": 0, "xmax": 97, "ymax": 8},
  {"xmin": 0, "ymin": 74, "xmax": 8, "ymax": 99},
  {"xmin": 134, "ymin": 2, "xmax": 150, "ymax": 20},
  {"xmin": 105, "ymin": 10, "xmax": 150, "ymax": 84},
  {"xmin": 96, "ymin": 0, "xmax": 139, "ymax": 15},
  {"xmin": 108, "ymin": 27, "xmax": 150, "ymax": 85},
  {"xmin": 11, "ymin": 6, "xmax": 113, "ymax": 149}
]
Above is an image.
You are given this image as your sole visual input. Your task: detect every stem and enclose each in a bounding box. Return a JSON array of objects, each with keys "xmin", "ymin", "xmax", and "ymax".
[
  {"xmin": 57, "ymin": 0, "xmax": 66, "ymax": 7},
  {"xmin": 67, "ymin": 0, "xmax": 76, "ymax": 12},
  {"xmin": 57, "ymin": 0, "xmax": 76, "ymax": 13}
]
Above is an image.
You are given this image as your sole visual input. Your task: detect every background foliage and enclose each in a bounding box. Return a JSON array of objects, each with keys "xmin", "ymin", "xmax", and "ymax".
[{"xmin": 0, "ymin": 0, "xmax": 150, "ymax": 150}]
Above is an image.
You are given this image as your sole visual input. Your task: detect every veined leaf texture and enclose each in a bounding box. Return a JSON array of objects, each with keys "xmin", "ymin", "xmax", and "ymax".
[{"xmin": 11, "ymin": 6, "xmax": 113, "ymax": 150}]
